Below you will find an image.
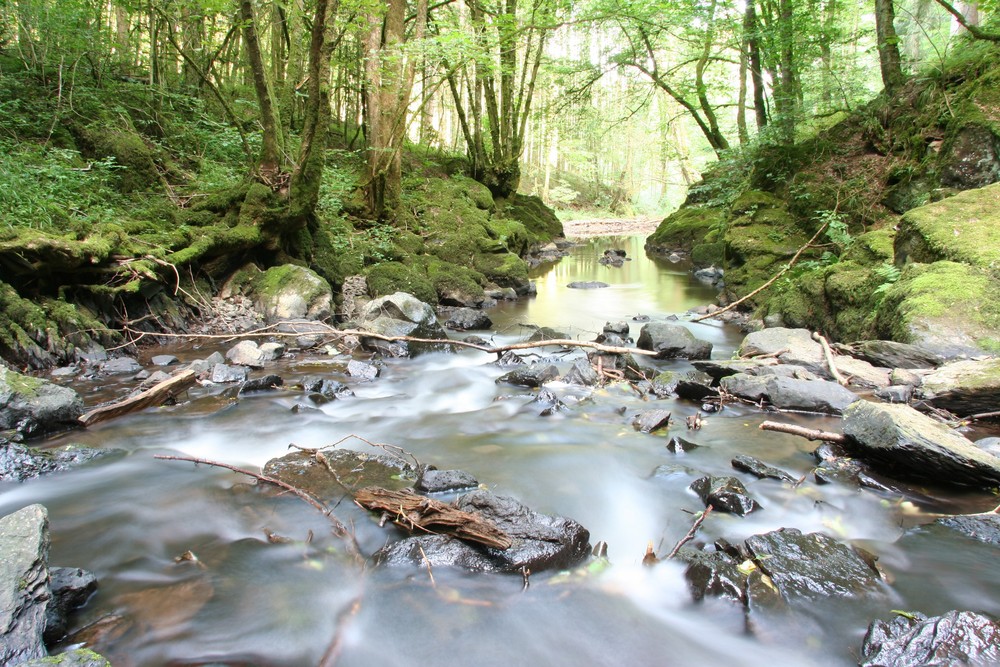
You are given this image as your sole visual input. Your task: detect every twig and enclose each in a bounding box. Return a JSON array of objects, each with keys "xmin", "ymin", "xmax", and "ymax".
[
  {"xmin": 812, "ymin": 331, "xmax": 848, "ymax": 386},
  {"xmin": 758, "ymin": 420, "xmax": 848, "ymax": 444},
  {"xmin": 691, "ymin": 223, "xmax": 829, "ymax": 323},
  {"xmin": 153, "ymin": 454, "xmax": 363, "ymax": 561},
  {"xmin": 969, "ymin": 411, "xmax": 1000, "ymax": 421},
  {"xmin": 666, "ymin": 505, "xmax": 713, "ymax": 559},
  {"xmin": 318, "ymin": 594, "xmax": 363, "ymax": 667},
  {"xmin": 418, "ymin": 544, "xmax": 437, "ymax": 588}
]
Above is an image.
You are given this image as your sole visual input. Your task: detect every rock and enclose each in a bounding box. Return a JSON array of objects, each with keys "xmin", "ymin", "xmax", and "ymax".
[
  {"xmin": 496, "ymin": 363, "xmax": 559, "ymax": 388},
  {"xmin": 263, "ymin": 449, "xmax": 415, "ymax": 501},
  {"xmin": 845, "ymin": 340, "xmax": 944, "ymax": 370},
  {"xmin": 0, "ymin": 504, "xmax": 50, "ymax": 665},
  {"xmin": 374, "ymin": 490, "xmax": 590, "ymax": 574},
  {"xmin": 598, "ymin": 249, "xmax": 627, "ymax": 267},
  {"xmin": 258, "ymin": 342, "xmax": 286, "ymax": 361},
  {"xmin": 224, "ymin": 340, "xmax": 268, "ymax": 368},
  {"xmin": 675, "ymin": 371, "xmax": 718, "ymax": 401},
  {"xmin": 493, "ymin": 351, "xmax": 525, "ymax": 367},
  {"xmin": 187, "ymin": 351, "xmax": 225, "ymax": 375},
  {"xmin": 889, "ymin": 368, "xmax": 922, "ymax": 387},
  {"xmin": 666, "ymin": 436, "xmax": 699, "ymax": 453},
  {"xmin": 684, "ymin": 550, "xmax": 747, "ymax": 604},
  {"xmin": 746, "ymin": 528, "xmax": 883, "ymax": 601},
  {"xmin": 338, "ymin": 275, "xmax": 370, "ymax": 321},
  {"xmin": 812, "ymin": 442, "xmax": 896, "ymax": 492},
  {"xmin": 347, "ymin": 360, "xmax": 380, "ymax": 381},
  {"xmin": 252, "ymin": 264, "xmax": 333, "ymax": 323},
  {"xmin": 939, "ymin": 123, "xmax": 1000, "ymax": 188},
  {"xmin": 976, "ymin": 437, "xmax": 1000, "ymax": 458},
  {"xmin": 566, "ymin": 281, "xmax": 609, "ymax": 289},
  {"xmin": 603, "ymin": 321, "xmax": 629, "ymax": 336},
  {"xmin": 720, "ymin": 374, "xmax": 770, "ymax": 404},
  {"xmin": 359, "ymin": 292, "xmax": 452, "ymax": 357},
  {"xmin": 562, "ymin": 359, "xmax": 600, "ymax": 386},
  {"xmin": 936, "ymin": 513, "xmax": 1000, "ymax": 546},
  {"xmin": 99, "ymin": 357, "xmax": 142, "ymax": 375},
  {"xmin": 692, "ymin": 358, "xmax": 779, "ymax": 381},
  {"xmin": 532, "ymin": 388, "xmax": 567, "ymax": 416},
  {"xmin": 841, "ymin": 400, "xmax": 1000, "ymax": 487},
  {"xmin": 636, "ymin": 323, "xmax": 713, "ymax": 360},
  {"xmin": 919, "ymin": 358, "xmax": 1000, "ymax": 417},
  {"xmin": 632, "ymin": 409, "xmax": 672, "ymax": 434},
  {"xmin": 690, "ymin": 475, "xmax": 761, "ymax": 515},
  {"xmin": 49, "ymin": 367, "xmax": 79, "ymax": 379},
  {"xmin": 739, "ymin": 328, "xmax": 827, "ymax": 376},
  {"xmin": 19, "ymin": 648, "xmax": 112, "ymax": 666},
  {"xmin": 763, "ymin": 376, "xmax": 860, "ymax": 415},
  {"xmin": 443, "ymin": 307, "xmax": 492, "ymax": 331},
  {"xmin": 693, "ymin": 265, "xmax": 724, "ymax": 286},
  {"xmin": 860, "ymin": 610, "xmax": 1000, "ymax": 667},
  {"xmin": 0, "ymin": 443, "xmax": 116, "ymax": 483},
  {"xmin": 526, "ymin": 327, "xmax": 568, "ymax": 343},
  {"xmin": 750, "ymin": 365, "xmax": 820, "ymax": 381},
  {"xmin": 150, "ymin": 355, "xmax": 179, "ymax": 367},
  {"xmin": 303, "ymin": 378, "xmax": 354, "ymax": 403},
  {"xmin": 415, "ymin": 468, "xmax": 479, "ymax": 493},
  {"xmin": 209, "ymin": 363, "xmax": 249, "ymax": 384},
  {"xmin": 239, "ymin": 375, "xmax": 284, "ymax": 393},
  {"xmin": 587, "ymin": 349, "xmax": 646, "ymax": 381},
  {"xmin": 0, "ymin": 367, "xmax": 83, "ymax": 437},
  {"xmin": 44, "ymin": 567, "xmax": 97, "ymax": 644},
  {"xmin": 874, "ymin": 384, "xmax": 913, "ymax": 404},
  {"xmin": 731, "ymin": 455, "xmax": 796, "ymax": 483}
]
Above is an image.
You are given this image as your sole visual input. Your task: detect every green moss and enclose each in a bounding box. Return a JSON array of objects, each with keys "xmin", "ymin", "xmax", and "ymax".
[
  {"xmin": 896, "ymin": 183, "xmax": 1000, "ymax": 269},
  {"xmin": 731, "ymin": 190, "xmax": 784, "ymax": 215},
  {"xmin": 424, "ymin": 257, "xmax": 486, "ymax": 301},
  {"xmin": 495, "ymin": 194, "xmax": 563, "ymax": 244},
  {"xmin": 484, "ymin": 218, "xmax": 530, "ymax": 256},
  {"xmin": 474, "ymin": 252, "xmax": 528, "ymax": 286},
  {"xmin": 843, "ymin": 227, "xmax": 896, "ymax": 264},
  {"xmin": 691, "ymin": 241, "xmax": 726, "ymax": 266},
  {"xmin": 253, "ymin": 264, "xmax": 331, "ymax": 304},
  {"xmin": 365, "ymin": 261, "xmax": 437, "ymax": 304},
  {"xmin": 646, "ymin": 206, "xmax": 725, "ymax": 251}
]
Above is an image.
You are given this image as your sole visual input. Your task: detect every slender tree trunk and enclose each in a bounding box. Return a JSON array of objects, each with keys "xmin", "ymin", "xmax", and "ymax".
[
  {"xmin": 747, "ymin": 2, "xmax": 768, "ymax": 130},
  {"xmin": 875, "ymin": 0, "xmax": 905, "ymax": 96},
  {"xmin": 240, "ymin": 0, "xmax": 285, "ymax": 180}
]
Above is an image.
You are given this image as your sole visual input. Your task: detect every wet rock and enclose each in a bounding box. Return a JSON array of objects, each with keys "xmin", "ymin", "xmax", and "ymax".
[
  {"xmin": 939, "ymin": 123, "xmax": 1000, "ymax": 188},
  {"xmin": 731, "ymin": 455, "xmax": 796, "ymax": 483},
  {"xmin": 0, "ymin": 443, "xmax": 117, "ymax": 483},
  {"xmin": 632, "ymin": 314, "xmax": 650, "ymax": 322},
  {"xmin": 595, "ymin": 332, "xmax": 627, "ymax": 346},
  {"xmin": 976, "ymin": 437, "xmax": 1000, "ymax": 458},
  {"xmin": 739, "ymin": 328, "xmax": 826, "ymax": 376},
  {"xmin": 493, "ymin": 351, "xmax": 525, "ymax": 368},
  {"xmin": 842, "ymin": 400, "xmax": 1000, "ymax": 487},
  {"xmin": 210, "ymin": 363, "xmax": 249, "ymax": 384},
  {"xmin": 0, "ymin": 366, "xmax": 83, "ymax": 437},
  {"xmin": 485, "ymin": 286, "xmax": 517, "ymax": 301},
  {"xmin": 187, "ymin": 351, "xmax": 225, "ymax": 375},
  {"xmin": 567, "ymin": 281, "xmax": 609, "ymax": 289},
  {"xmin": 239, "ymin": 375, "xmax": 284, "ymax": 393},
  {"xmin": 19, "ymin": 648, "xmax": 112, "ymax": 666},
  {"xmin": 889, "ymin": 368, "xmax": 922, "ymax": 387},
  {"xmin": 764, "ymin": 377, "xmax": 859, "ymax": 415},
  {"xmin": 0, "ymin": 504, "xmax": 49, "ymax": 665},
  {"xmin": 844, "ymin": 340, "xmax": 944, "ymax": 370},
  {"xmin": 99, "ymin": 357, "xmax": 142, "ymax": 375},
  {"xmin": 935, "ymin": 513, "xmax": 1000, "ymax": 546},
  {"xmin": 636, "ymin": 323, "xmax": 713, "ymax": 360},
  {"xmin": 745, "ymin": 528, "xmax": 883, "ymax": 601},
  {"xmin": 49, "ymin": 367, "xmax": 79, "ymax": 379},
  {"xmin": 690, "ymin": 475, "xmax": 761, "ymax": 515},
  {"xmin": 694, "ymin": 266, "xmax": 724, "ymax": 286},
  {"xmin": 562, "ymin": 359, "xmax": 599, "ymax": 386},
  {"xmin": 303, "ymin": 378, "xmax": 354, "ymax": 403},
  {"xmin": 44, "ymin": 567, "xmax": 97, "ymax": 644},
  {"xmin": 532, "ymin": 388, "xmax": 567, "ymax": 416},
  {"xmin": 603, "ymin": 321, "xmax": 630, "ymax": 336},
  {"xmin": 598, "ymin": 249, "xmax": 627, "ymax": 267},
  {"xmin": 225, "ymin": 340, "xmax": 268, "ymax": 368},
  {"xmin": 652, "ymin": 463, "xmax": 698, "ymax": 480},
  {"xmin": 874, "ymin": 384, "xmax": 913, "ymax": 404},
  {"xmin": 860, "ymin": 610, "xmax": 1000, "ymax": 667},
  {"xmin": 649, "ymin": 371, "xmax": 679, "ymax": 397},
  {"xmin": 347, "ymin": 360, "xmax": 380, "ymax": 382},
  {"xmin": 812, "ymin": 442, "xmax": 895, "ymax": 492},
  {"xmin": 666, "ymin": 436, "xmax": 700, "ymax": 454},
  {"xmin": 675, "ymin": 371, "xmax": 718, "ymax": 401},
  {"xmin": 587, "ymin": 349, "xmax": 646, "ymax": 381},
  {"xmin": 359, "ymin": 292, "xmax": 452, "ymax": 357},
  {"xmin": 632, "ymin": 409, "xmax": 672, "ymax": 434},
  {"xmin": 444, "ymin": 307, "xmax": 492, "ymax": 331},
  {"xmin": 692, "ymin": 358, "xmax": 779, "ymax": 382},
  {"xmin": 374, "ymin": 490, "xmax": 591, "ymax": 574},
  {"xmin": 463, "ymin": 335, "xmax": 489, "ymax": 346},
  {"xmin": 415, "ymin": 468, "xmax": 479, "ymax": 493},
  {"xmin": 150, "ymin": 355, "xmax": 179, "ymax": 367},
  {"xmin": 526, "ymin": 326, "xmax": 568, "ymax": 343},
  {"xmin": 919, "ymin": 358, "xmax": 1000, "ymax": 417},
  {"xmin": 496, "ymin": 363, "xmax": 559, "ymax": 388},
  {"xmin": 263, "ymin": 449, "xmax": 414, "ymax": 501},
  {"xmin": 252, "ymin": 264, "xmax": 333, "ymax": 323},
  {"xmin": 720, "ymin": 374, "xmax": 769, "ymax": 404},
  {"xmin": 750, "ymin": 364, "xmax": 820, "ymax": 381},
  {"xmin": 683, "ymin": 550, "xmax": 747, "ymax": 604}
]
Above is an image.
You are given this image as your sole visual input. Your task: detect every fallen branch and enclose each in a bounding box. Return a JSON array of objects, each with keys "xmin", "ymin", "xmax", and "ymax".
[
  {"xmin": 153, "ymin": 454, "xmax": 363, "ymax": 561},
  {"xmin": 812, "ymin": 331, "xmax": 848, "ymax": 386},
  {"xmin": 666, "ymin": 505, "xmax": 713, "ymax": 559},
  {"xmin": 969, "ymin": 411, "xmax": 1000, "ymax": 422},
  {"xmin": 354, "ymin": 486, "xmax": 513, "ymax": 550},
  {"xmin": 79, "ymin": 369, "xmax": 198, "ymax": 427},
  {"xmin": 691, "ymin": 223, "xmax": 829, "ymax": 323},
  {"xmin": 759, "ymin": 420, "xmax": 848, "ymax": 444}
]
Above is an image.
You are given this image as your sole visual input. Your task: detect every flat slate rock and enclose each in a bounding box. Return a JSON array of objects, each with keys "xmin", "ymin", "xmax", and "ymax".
[
  {"xmin": 860, "ymin": 610, "xmax": 1000, "ymax": 667},
  {"xmin": 919, "ymin": 358, "xmax": 1000, "ymax": 417},
  {"xmin": 731, "ymin": 455, "xmax": 796, "ymax": 483},
  {"xmin": 496, "ymin": 363, "xmax": 559, "ymax": 388},
  {"xmin": 935, "ymin": 513, "xmax": 1000, "ymax": 546},
  {"xmin": 415, "ymin": 468, "xmax": 479, "ymax": 493},
  {"xmin": 632, "ymin": 409, "xmax": 672, "ymax": 434}
]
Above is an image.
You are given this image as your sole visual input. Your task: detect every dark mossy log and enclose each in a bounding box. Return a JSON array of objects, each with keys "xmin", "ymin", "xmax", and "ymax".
[
  {"xmin": 354, "ymin": 486, "xmax": 513, "ymax": 550},
  {"xmin": 79, "ymin": 369, "xmax": 198, "ymax": 427}
]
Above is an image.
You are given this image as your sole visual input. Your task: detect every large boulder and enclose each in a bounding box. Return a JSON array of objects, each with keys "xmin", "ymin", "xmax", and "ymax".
[
  {"xmin": 860, "ymin": 610, "xmax": 1000, "ymax": 667},
  {"xmin": 374, "ymin": 490, "xmax": 590, "ymax": 573},
  {"xmin": 720, "ymin": 374, "xmax": 859, "ymax": 415},
  {"xmin": 843, "ymin": 340, "xmax": 944, "ymax": 370},
  {"xmin": 251, "ymin": 264, "xmax": 333, "ymax": 324},
  {"xmin": 738, "ymin": 328, "xmax": 826, "ymax": 375},
  {"xmin": 918, "ymin": 358, "xmax": 1000, "ymax": 417},
  {"xmin": 0, "ymin": 504, "xmax": 50, "ymax": 665},
  {"xmin": 358, "ymin": 292, "xmax": 452, "ymax": 357},
  {"xmin": 637, "ymin": 323, "xmax": 713, "ymax": 360},
  {"xmin": 0, "ymin": 367, "xmax": 83, "ymax": 437},
  {"xmin": 842, "ymin": 400, "xmax": 1000, "ymax": 487}
]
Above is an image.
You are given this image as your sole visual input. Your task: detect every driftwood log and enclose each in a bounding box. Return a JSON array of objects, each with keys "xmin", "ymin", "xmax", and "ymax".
[
  {"xmin": 758, "ymin": 420, "xmax": 848, "ymax": 444},
  {"xmin": 79, "ymin": 369, "xmax": 198, "ymax": 427},
  {"xmin": 354, "ymin": 486, "xmax": 513, "ymax": 550}
]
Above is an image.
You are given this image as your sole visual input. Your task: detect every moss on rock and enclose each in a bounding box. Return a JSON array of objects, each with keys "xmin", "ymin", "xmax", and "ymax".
[
  {"xmin": 365, "ymin": 261, "xmax": 437, "ymax": 305},
  {"xmin": 895, "ymin": 183, "xmax": 1000, "ymax": 269},
  {"xmin": 645, "ymin": 206, "xmax": 724, "ymax": 253}
]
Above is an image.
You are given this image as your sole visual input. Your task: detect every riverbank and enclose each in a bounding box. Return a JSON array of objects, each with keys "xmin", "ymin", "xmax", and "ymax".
[{"xmin": 561, "ymin": 216, "xmax": 661, "ymax": 238}]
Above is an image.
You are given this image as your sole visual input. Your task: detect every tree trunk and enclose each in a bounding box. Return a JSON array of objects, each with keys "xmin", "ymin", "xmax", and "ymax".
[
  {"xmin": 240, "ymin": 0, "xmax": 285, "ymax": 181},
  {"xmin": 875, "ymin": 0, "xmax": 905, "ymax": 96},
  {"xmin": 747, "ymin": 2, "xmax": 768, "ymax": 130}
]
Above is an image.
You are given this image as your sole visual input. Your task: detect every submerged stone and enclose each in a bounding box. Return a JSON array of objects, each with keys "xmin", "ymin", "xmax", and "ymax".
[
  {"xmin": 632, "ymin": 409, "xmax": 672, "ymax": 434},
  {"xmin": 731, "ymin": 455, "xmax": 796, "ymax": 483},
  {"xmin": 690, "ymin": 475, "xmax": 761, "ymax": 516},
  {"xmin": 860, "ymin": 610, "xmax": 1000, "ymax": 667},
  {"xmin": 496, "ymin": 363, "xmax": 558, "ymax": 388}
]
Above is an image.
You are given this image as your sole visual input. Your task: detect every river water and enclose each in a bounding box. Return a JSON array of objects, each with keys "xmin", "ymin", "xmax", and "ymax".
[{"xmin": 2, "ymin": 234, "xmax": 999, "ymax": 666}]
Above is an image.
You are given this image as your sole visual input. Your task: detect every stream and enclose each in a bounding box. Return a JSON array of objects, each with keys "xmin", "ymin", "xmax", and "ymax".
[{"xmin": 3, "ymin": 233, "xmax": 1000, "ymax": 666}]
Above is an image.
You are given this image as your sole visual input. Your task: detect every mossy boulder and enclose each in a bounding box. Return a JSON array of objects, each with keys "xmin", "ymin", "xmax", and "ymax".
[
  {"xmin": 645, "ymin": 206, "xmax": 724, "ymax": 254},
  {"xmin": 251, "ymin": 264, "xmax": 332, "ymax": 323},
  {"xmin": 875, "ymin": 261, "xmax": 1000, "ymax": 357},
  {"xmin": 365, "ymin": 262, "xmax": 437, "ymax": 305},
  {"xmin": 0, "ymin": 366, "xmax": 83, "ymax": 436},
  {"xmin": 495, "ymin": 194, "xmax": 563, "ymax": 245},
  {"xmin": 894, "ymin": 183, "xmax": 1000, "ymax": 270}
]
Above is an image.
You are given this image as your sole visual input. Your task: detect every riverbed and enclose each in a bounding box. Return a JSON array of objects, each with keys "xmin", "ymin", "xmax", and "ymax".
[{"xmin": 2, "ymin": 233, "xmax": 999, "ymax": 666}]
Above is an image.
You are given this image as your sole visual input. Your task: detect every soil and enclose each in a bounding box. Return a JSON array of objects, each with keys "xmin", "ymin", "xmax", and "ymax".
[{"xmin": 560, "ymin": 217, "xmax": 660, "ymax": 238}]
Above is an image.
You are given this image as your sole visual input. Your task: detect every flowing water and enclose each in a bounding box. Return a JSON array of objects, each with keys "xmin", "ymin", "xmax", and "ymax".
[{"xmin": 3, "ymin": 234, "xmax": 999, "ymax": 666}]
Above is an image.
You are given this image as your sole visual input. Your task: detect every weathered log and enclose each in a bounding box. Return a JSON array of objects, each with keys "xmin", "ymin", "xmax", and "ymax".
[
  {"xmin": 758, "ymin": 420, "xmax": 848, "ymax": 443},
  {"xmin": 79, "ymin": 369, "xmax": 197, "ymax": 427},
  {"xmin": 354, "ymin": 486, "xmax": 513, "ymax": 550}
]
